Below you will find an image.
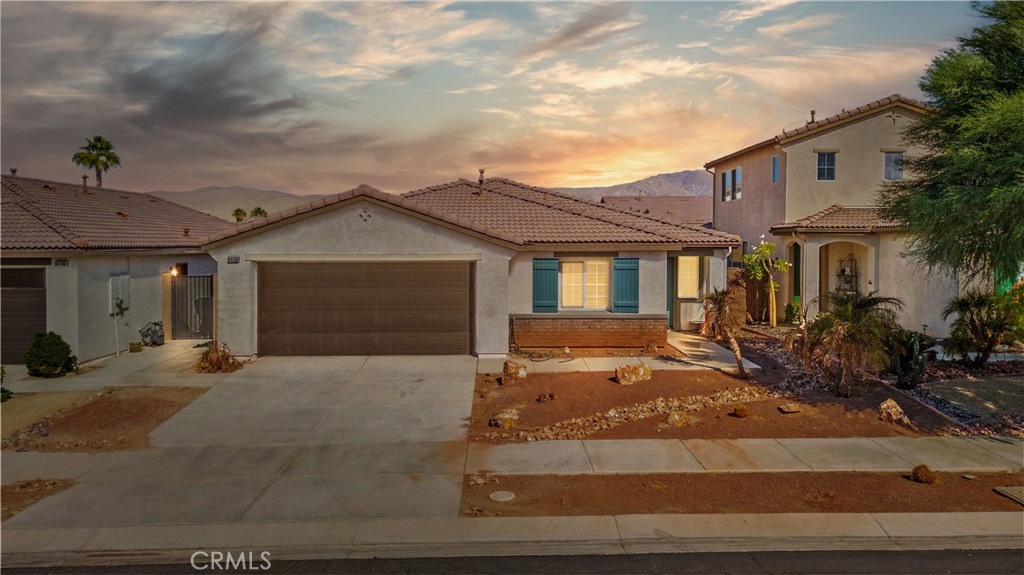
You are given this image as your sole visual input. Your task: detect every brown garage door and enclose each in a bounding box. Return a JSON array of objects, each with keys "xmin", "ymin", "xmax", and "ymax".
[
  {"xmin": 1, "ymin": 268, "xmax": 47, "ymax": 364},
  {"xmin": 258, "ymin": 262, "xmax": 471, "ymax": 355}
]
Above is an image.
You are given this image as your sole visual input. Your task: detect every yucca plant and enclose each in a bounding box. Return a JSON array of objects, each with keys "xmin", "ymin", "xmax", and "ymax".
[{"xmin": 702, "ymin": 276, "xmax": 748, "ymax": 379}]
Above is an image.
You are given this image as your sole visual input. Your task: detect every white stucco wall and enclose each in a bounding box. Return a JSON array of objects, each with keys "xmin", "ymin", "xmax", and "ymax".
[
  {"xmin": 46, "ymin": 253, "xmax": 217, "ymax": 362},
  {"xmin": 207, "ymin": 199, "xmax": 516, "ymax": 356},
  {"xmin": 877, "ymin": 235, "xmax": 957, "ymax": 337}
]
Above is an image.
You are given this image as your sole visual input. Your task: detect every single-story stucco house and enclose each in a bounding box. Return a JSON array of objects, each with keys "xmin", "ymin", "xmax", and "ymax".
[
  {"xmin": 204, "ymin": 177, "xmax": 740, "ymax": 358},
  {"xmin": 1, "ymin": 174, "xmax": 235, "ymax": 363}
]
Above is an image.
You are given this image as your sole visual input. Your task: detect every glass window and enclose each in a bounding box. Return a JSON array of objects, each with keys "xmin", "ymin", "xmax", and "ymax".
[
  {"xmin": 884, "ymin": 151, "xmax": 904, "ymax": 181},
  {"xmin": 732, "ymin": 167, "xmax": 742, "ymax": 200},
  {"xmin": 772, "ymin": 155, "xmax": 780, "ymax": 183},
  {"xmin": 560, "ymin": 260, "xmax": 610, "ymax": 309},
  {"xmin": 676, "ymin": 256, "xmax": 701, "ymax": 299},
  {"xmin": 817, "ymin": 152, "xmax": 836, "ymax": 181},
  {"xmin": 721, "ymin": 171, "xmax": 731, "ymax": 202}
]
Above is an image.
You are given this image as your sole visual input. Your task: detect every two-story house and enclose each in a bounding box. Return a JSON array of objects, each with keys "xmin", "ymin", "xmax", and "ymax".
[{"xmin": 704, "ymin": 94, "xmax": 959, "ymax": 336}]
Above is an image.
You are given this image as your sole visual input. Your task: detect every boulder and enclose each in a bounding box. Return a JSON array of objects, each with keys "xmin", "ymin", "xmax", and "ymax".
[
  {"xmin": 879, "ymin": 398, "xmax": 911, "ymax": 426},
  {"xmin": 502, "ymin": 361, "xmax": 527, "ymax": 385},
  {"xmin": 616, "ymin": 364, "xmax": 652, "ymax": 386},
  {"xmin": 777, "ymin": 403, "xmax": 802, "ymax": 414},
  {"xmin": 490, "ymin": 408, "xmax": 521, "ymax": 430}
]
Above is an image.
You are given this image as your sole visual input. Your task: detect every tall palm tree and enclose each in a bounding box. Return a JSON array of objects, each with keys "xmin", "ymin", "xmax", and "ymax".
[{"xmin": 71, "ymin": 136, "xmax": 121, "ymax": 188}]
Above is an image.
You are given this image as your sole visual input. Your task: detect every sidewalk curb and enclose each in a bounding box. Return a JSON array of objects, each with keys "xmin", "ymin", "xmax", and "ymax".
[{"xmin": 2, "ymin": 512, "xmax": 1021, "ymax": 568}]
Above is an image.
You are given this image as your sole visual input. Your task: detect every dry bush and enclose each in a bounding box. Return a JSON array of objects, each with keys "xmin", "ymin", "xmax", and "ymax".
[
  {"xmin": 911, "ymin": 464, "xmax": 939, "ymax": 485},
  {"xmin": 196, "ymin": 341, "xmax": 243, "ymax": 374},
  {"xmin": 732, "ymin": 403, "xmax": 750, "ymax": 418}
]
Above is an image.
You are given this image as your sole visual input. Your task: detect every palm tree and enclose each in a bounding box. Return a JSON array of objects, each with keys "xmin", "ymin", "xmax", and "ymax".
[
  {"xmin": 788, "ymin": 290, "xmax": 904, "ymax": 396},
  {"xmin": 71, "ymin": 136, "xmax": 121, "ymax": 188},
  {"xmin": 701, "ymin": 276, "xmax": 748, "ymax": 379},
  {"xmin": 942, "ymin": 291, "xmax": 1020, "ymax": 367},
  {"xmin": 249, "ymin": 207, "xmax": 268, "ymax": 218},
  {"xmin": 231, "ymin": 208, "xmax": 248, "ymax": 222}
]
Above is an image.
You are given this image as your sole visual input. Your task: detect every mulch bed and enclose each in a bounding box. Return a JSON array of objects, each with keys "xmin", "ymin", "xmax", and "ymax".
[
  {"xmin": 461, "ymin": 471, "xmax": 1024, "ymax": 517},
  {"xmin": 2, "ymin": 386, "xmax": 205, "ymax": 452}
]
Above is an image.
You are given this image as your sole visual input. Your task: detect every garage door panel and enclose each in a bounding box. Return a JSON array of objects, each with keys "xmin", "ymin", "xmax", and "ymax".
[
  {"xmin": 258, "ymin": 262, "xmax": 470, "ymax": 356},
  {"xmin": 1, "ymin": 268, "xmax": 47, "ymax": 364}
]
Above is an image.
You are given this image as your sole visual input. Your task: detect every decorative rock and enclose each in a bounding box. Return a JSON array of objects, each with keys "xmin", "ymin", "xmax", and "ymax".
[
  {"xmin": 665, "ymin": 411, "xmax": 689, "ymax": 427},
  {"xmin": 502, "ymin": 361, "xmax": 527, "ymax": 385},
  {"xmin": 537, "ymin": 393, "xmax": 556, "ymax": 403},
  {"xmin": 879, "ymin": 398, "xmax": 912, "ymax": 426},
  {"xmin": 489, "ymin": 408, "xmax": 521, "ymax": 430},
  {"xmin": 777, "ymin": 403, "xmax": 802, "ymax": 414},
  {"xmin": 616, "ymin": 364, "xmax": 652, "ymax": 386}
]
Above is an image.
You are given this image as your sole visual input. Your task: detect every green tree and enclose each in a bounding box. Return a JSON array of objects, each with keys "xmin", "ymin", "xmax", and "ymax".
[
  {"xmin": 701, "ymin": 275, "xmax": 748, "ymax": 379},
  {"xmin": 231, "ymin": 208, "xmax": 247, "ymax": 222},
  {"xmin": 249, "ymin": 207, "xmax": 268, "ymax": 218},
  {"xmin": 742, "ymin": 242, "xmax": 790, "ymax": 328},
  {"xmin": 877, "ymin": 1, "xmax": 1024, "ymax": 284},
  {"xmin": 71, "ymin": 135, "xmax": 121, "ymax": 188}
]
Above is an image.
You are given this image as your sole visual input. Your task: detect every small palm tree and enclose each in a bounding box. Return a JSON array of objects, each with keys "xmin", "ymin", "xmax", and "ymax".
[
  {"xmin": 231, "ymin": 208, "xmax": 248, "ymax": 222},
  {"xmin": 249, "ymin": 207, "xmax": 268, "ymax": 218},
  {"xmin": 71, "ymin": 136, "xmax": 121, "ymax": 188},
  {"xmin": 942, "ymin": 290, "xmax": 1020, "ymax": 367},
  {"xmin": 702, "ymin": 276, "xmax": 748, "ymax": 379}
]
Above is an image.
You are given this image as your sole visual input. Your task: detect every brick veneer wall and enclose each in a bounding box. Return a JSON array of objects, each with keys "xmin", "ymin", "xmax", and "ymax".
[{"xmin": 511, "ymin": 317, "xmax": 668, "ymax": 348}]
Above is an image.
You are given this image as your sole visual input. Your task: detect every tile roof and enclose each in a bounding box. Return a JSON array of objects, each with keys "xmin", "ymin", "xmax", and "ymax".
[
  {"xmin": 404, "ymin": 178, "xmax": 739, "ymax": 247},
  {"xmin": 205, "ymin": 178, "xmax": 740, "ymax": 248},
  {"xmin": 771, "ymin": 204, "xmax": 900, "ymax": 233},
  {"xmin": 704, "ymin": 94, "xmax": 931, "ymax": 167},
  {"xmin": 2, "ymin": 175, "xmax": 236, "ymax": 251},
  {"xmin": 600, "ymin": 196, "xmax": 713, "ymax": 226}
]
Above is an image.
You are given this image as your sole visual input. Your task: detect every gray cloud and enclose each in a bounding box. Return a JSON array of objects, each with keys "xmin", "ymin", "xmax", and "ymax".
[{"xmin": 522, "ymin": 3, "xmax": 639, "ymax": 59}]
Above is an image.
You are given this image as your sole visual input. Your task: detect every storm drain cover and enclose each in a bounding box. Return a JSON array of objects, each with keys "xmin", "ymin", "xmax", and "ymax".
[{"xmin": 489, "ymin": 490, "xmax": 515, "ymax": 502}]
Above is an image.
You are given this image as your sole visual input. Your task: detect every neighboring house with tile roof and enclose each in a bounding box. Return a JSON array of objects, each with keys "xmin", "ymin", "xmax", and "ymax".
[
  {"xmin": 1, "ymin": 174, "xmax": 235, "ymax": 363},
  {"xmin": 600, "ymin": 196, "xmax": 713, "ymax": 227},
  {"xmin": 704, "ymin": 94, "xmax": 958, "ymax": 336},
  {"xmin": 206, "ymin": 177, "xmax": 740, "ymax": 357}
]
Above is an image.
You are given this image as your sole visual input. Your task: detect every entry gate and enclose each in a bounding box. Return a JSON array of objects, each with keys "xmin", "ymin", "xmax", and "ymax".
[{"xmin": 171, "ymin": 275, "xmax": 213, "ymax": 339}]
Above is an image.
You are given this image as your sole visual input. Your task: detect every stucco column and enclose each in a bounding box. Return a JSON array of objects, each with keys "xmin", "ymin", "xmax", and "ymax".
[{"xmin": 802, "ymin": 238, "xmax": 822, "ymax": 318}]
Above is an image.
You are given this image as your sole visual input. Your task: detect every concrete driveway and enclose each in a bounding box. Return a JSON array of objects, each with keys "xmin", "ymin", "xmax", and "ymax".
[{"xmin": 4, "ymin": 355, "xmax": 477, "ymax": 528}]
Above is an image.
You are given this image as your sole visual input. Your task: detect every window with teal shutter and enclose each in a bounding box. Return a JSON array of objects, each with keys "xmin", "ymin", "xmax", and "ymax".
[
  {"xmin": 612, "ymin": 258, "xmax": 639, "ymax": 313},
  {"xmin": 532, "ymin": 258, "xmax": 558, "ymax": 313}
]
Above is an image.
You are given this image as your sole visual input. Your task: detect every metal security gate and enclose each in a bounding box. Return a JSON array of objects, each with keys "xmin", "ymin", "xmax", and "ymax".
[
  {"xmin": 171, "ymin": 275, "xmax": 213, "ymax": 339},
  {"xmin": 1, "ymin": 268, "xmax": 47, "ymax": 364}
]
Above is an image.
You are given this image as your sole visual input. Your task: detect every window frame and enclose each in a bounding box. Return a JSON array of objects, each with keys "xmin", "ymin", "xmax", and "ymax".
[
  {"xmin": 721, "ymin": 171, "xmax": 732, "ymax": 202},
  {"xmin": 676, "ymin": 256, "xmax": 704, "ymax": 300},
  {"xmin": 883, "ymin": 151, "xmax": 904, "ymax": 181},
  {"xmin": 772, "ymin": 155, "xmax": 780, "ymax": 183},
  {"xmin": 558, "ymin": 258, "xmax": 612, "ymax": 311},
  {"xmin": 816, "ymin": 152, "xmax": 836, "ymax": 181},
  {"xmin": 732, "ymin": 167, "xmax": 742, "ymax": 200}
]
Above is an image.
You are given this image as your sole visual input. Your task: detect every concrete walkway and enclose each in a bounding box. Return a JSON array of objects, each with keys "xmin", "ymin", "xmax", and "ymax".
[{"xmin": 480, "ymin": 332, "xmax": 760, "ymax": 374}]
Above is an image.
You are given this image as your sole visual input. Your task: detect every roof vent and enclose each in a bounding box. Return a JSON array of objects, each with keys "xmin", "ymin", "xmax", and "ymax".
[
  {"xmin": 9, "ymin": 168, "xmax": 16, "ymax": 176},
  {"xmin": 809, "ymin": 110, "xmax": 816, "ymax": 123},
  {"xmin": 474, "ymin": 168, "xmax": 485, "ymax": 196},
  {"xmin": 183, "ymin": 228, "xmax": 190, "ymax": 237},
  {"xmin": 116, "ymin": 211, "xmax": 128, "ymax": 219},
  {"xmin": 43, "ymin": 184, "xmax": 53, "ymax": 191}
]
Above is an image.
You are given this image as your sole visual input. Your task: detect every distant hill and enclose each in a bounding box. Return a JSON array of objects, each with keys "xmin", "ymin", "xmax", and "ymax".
[
  {"xmin": 555, "ymin": 170, "xmax": 712, "ymax": 200},
  {"xmin": 147, "ymin": 186, "xmax": 327, "ymax": 221}
]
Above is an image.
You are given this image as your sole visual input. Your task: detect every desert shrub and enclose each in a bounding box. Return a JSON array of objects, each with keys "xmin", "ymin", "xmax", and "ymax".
[
  {"xmin": 942, "ymin": 290, "xmax": 1021, "ymax": 367},
  {"xmin": 24, "ymin": 332, "xmax": 77, "ymax": 378},
  {"xmin": 783, "ymin": 302, "xmax": 800, "ymax": 324},
  {"xmin": 195, "ymin": 341, "xmax": 243, "ymax": 373},
  {"xmin": 886, "ymin": 328, "xmax": 937, "ymax": 390},
  {"xmin": 732, "ymin": 403, "xmax": 749, "ymax": 418},
  {"xmin": 785, "ymin": 291, "xmax": 904, "ymax": 396},
  {"xmin": 0, "ymin": 365, "xmax": 10, "ymax": 402},
  {"xmin": 911, "ymin": 464, "xmax": 938, "ymax": 485}
]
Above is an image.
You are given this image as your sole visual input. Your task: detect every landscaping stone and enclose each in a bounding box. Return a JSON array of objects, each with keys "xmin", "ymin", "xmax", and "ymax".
[
  {"xmin": 778, "ymin": 403, "xmax": 802, "ymax": 414},
  {"xmin": 502, "ymin": 361, "xmax": 527, "ymax": 385},
  {"xmin": 879, "ymin": 398, "xmax": 912, "ymax": 426},
  {"xmin": 665, "ymin": 411, "xmax": 689, "ymax": 427},
  {"xmin": 616, "ymin": 364, "xmax": 652, "ymax": 386},
  {"xmin": 490, "ymin": 408, "xmax": 521, "ymax": 430},
  {"xmin": 536, "ymin": 393, "xmax": 556, "ymax": 403}
]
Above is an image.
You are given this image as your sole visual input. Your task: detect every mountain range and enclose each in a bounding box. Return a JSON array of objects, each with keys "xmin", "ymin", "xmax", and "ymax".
[{"xmin": 148, "ymin": 170, "xmax": 712, "ymax": 221}]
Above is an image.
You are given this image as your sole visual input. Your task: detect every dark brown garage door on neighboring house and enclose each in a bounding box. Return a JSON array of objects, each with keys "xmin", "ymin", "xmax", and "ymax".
[
  {"xmin": 1, "ymin": 268, "xmax": 47, "ymax": 364},
  {"xmin": 258, "ymin": 262, "xmax": 471, "ymax": 356}
]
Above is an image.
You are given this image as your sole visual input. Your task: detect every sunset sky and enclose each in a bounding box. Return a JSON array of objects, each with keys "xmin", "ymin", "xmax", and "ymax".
[{"xmin": 1, "ymin": 1, "xmax": 980, "ymax": 194}]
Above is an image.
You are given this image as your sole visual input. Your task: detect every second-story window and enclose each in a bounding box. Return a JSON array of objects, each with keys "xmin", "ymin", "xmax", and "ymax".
[
  {"xmin": 772, "ymin": 156, "xmax": 780, "ymax": 183},
  {"xmin": 884, "ymin": 151, "xmax": 904, "ymax": 181},
  {"xmin": 732, "ymin": 167, "xmax": 742, "ymax": 200},
  {"xmin": 817, "ymin": 152, "xmax": 836, "ymax": 181},
  {"xmin": 722, "ymin": 171, "xmax": 732, "ymax": 202}
]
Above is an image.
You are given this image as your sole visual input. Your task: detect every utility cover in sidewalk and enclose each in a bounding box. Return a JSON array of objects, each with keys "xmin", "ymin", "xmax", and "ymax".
[
  {"xmin": 489, "ymin": 491, "xmax": 515, "ymax": 502},
  {"xmin": 993, "ymin": 486, "xmax": 1024, "ymax": 506}
]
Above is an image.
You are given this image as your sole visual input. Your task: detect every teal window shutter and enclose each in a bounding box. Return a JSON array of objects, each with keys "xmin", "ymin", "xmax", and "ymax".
[
  {"xmin": 613, "ymin": 258, "xmax": 639, "ymax": 313},
  {"xmin": 533, "ymin": 258, "xmax": 558, "ymax": 313}
]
